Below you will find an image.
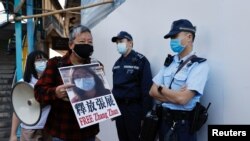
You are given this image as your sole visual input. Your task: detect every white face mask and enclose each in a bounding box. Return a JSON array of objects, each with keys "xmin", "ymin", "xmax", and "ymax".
[
  {"xmin": 35, "ymin": 61, "xmax": 47, "ymax": 73},
  {"xmin": 74, "ymin": 77, "xmax": 95, "ymax": 91},
  {"xmin": 117, "ymin": 43, "xmax": 127, "ymax": 55}
]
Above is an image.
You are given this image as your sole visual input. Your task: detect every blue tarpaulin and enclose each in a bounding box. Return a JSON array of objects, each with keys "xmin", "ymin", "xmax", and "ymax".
[{"xmin": 80, "ymin": 0, "xmax": 125, "ymax": 29}]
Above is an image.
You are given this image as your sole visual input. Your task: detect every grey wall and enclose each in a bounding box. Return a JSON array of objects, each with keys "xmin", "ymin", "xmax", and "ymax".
[{"xmin": 91, "ymin": 0, "xmax": 250, "ymax": 140}]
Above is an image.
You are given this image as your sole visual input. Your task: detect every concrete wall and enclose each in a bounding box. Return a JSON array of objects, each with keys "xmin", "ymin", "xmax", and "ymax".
[{"xmin": 92, "ymin": 0, "xmax": 250, "ymax": 140}]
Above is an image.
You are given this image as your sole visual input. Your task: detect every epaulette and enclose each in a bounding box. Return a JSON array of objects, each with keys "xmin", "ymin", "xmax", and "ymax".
[
  {"xmin": 132, "ymin": 52, "xmax": 144, "ymax": 64},
  {"xmin": 136, "ymin": 52, "xmax": 144, "ymax": 59},
  {"xmin": 191, "ymin": 56, "xmax": 207, "ymax": 63},
  {"xmin": 164, "ymin": 54, "xmax": 206, "ymax": 67},
  {"xmin": 164, "ymin": 54, "xmax": 174, "ymax": 67}
]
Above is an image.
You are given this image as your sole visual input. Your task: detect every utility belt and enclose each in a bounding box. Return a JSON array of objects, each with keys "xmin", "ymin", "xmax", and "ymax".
[
  {"xmin": 116, "ymin": 98, "xmax": 141, "ymax": 105},
  {"xmin": 161, "ymin": 107, "xmax": 192, "ymax": 121}
]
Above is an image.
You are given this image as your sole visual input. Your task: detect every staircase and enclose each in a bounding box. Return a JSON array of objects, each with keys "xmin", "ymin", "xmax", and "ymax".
[{"xmin": 0, "ymin": 39, "xmax": 16, "ymax": 141}]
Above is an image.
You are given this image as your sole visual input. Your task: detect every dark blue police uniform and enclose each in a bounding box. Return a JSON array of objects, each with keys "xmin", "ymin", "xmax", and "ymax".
[{"xmin": 112, "ymin": 50, "xmax": 153, "ymax": 141}]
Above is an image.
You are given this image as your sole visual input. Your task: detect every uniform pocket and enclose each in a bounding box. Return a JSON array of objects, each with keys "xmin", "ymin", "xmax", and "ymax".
[
  {"xmin": 173, "ymin": 72, "xmax": 188, "ymax": 87},
  {"xmin": 163, "ymin": 71, "xmax": 173, "ymax": 86}
]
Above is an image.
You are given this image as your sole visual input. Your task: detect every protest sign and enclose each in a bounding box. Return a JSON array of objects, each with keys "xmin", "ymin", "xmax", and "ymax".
[{"xmin": 59, "ymin": 63, "xmax": 121, "ymax": 128}]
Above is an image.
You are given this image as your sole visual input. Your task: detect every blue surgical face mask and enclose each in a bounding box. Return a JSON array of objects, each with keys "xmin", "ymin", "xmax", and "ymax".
[
  {"xmin": 117, "ymin": 43, "xmax": 127, "ymax": 55},
  {"xmin": 170, "ymin": 39, "xmax": 185, "ymax": 53},
  {"xmin": 35, "ymin": 60, "xmax": 47, "ymax": 73},
  {"xmin": 74, "ymin": 77, "xmax": 95, "ymax": 91}
]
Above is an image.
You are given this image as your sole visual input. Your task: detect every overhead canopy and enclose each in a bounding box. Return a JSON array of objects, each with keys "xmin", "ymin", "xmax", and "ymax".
[{"xmin": 80, "ymin": 0, "xmax": 125, "ymax": 29}]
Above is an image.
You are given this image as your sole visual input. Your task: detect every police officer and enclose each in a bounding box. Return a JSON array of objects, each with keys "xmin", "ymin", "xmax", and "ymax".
[
  {"xmin": 149, "ymin": 19, "xmax": 209, "ymax": 141},
  {"xmin": 111, "ymin": 31, "xmax": 153, "ymax": 141}
]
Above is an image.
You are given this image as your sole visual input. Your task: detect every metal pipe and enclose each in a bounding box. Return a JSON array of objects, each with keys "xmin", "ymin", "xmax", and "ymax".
[
  {"xmin": 11, "ymin": 0, "xmax": 113, "ymax": 22},
  {"xmin": 32, "ymin": 8, "xmax": 81, "ymax": 15},
  {"xmin": 14, "ymin": 0, "xmax": 23, "ymax": 81},
  {"xmin": 14, "ymin": 0, "xmax": 25, "ymax": 13},
  {"xmin": 27, "ymin": 0, "xmax": 34, "ymax": 53},
  {"xmin": 6, "ymin": 0, "xmax": 9, "ymax": 20}
]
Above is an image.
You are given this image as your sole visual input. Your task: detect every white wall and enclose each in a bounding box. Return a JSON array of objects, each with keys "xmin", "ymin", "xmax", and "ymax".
[{"xmin": 91, "ymin": 0, "xmax": 250, "ymax": 140}]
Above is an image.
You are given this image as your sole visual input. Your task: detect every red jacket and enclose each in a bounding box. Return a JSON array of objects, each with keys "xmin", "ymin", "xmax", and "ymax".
[{"xmin": 34, "ymin": 52, "xmax": 99, "ymax": 140}]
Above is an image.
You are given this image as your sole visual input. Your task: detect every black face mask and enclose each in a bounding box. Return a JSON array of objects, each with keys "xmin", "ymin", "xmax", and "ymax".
[{"xmin": 73, "ymin": 44, "xmax": 94, "ymax": 59}]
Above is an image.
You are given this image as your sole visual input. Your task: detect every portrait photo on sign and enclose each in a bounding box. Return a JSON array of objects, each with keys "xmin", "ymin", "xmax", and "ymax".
[{"xmin": 59, "ymin": 63, "xmax": 111, "ymax": 103}]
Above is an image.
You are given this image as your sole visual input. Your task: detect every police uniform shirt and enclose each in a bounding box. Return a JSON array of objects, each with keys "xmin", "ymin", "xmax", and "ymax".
[
  {"xmin": 112, "ymin": 50, "xmax": 152, "ymax": 100},
  {"xmin": 153, "ymin": 51, "xmax": 209, "ymax": 111}
]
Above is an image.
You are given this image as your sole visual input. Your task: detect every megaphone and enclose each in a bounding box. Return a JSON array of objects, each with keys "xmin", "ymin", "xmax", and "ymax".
[{"xmin": 11, "ymin": 81, "xmax": 41, "ymax": 125}]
